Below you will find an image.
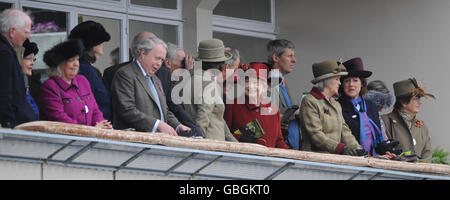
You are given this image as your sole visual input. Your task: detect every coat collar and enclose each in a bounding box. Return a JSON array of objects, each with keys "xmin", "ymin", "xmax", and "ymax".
[
  {"xmin": 310, "ymin": 87, "xmax": 325, "ymax": 99},
  {"xmin": 53, "ymin": 76, "xmax": 79, "ymax": 91},
  {"xmin": 132, "ymin": 61, "xmax": 160, "ymax": 104},
  {"xmin": 0, "ymin": 34, "xmax": 14, "ymax": 49}
]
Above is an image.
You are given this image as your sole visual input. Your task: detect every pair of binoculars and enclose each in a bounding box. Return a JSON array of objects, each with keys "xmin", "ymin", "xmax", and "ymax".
[{"xmin": 375, "ymin": 139, "xmax": 402, "ymax": 155}]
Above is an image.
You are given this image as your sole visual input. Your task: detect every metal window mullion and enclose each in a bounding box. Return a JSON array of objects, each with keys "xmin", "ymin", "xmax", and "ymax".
[
  {"xmin": 190, "ymin": 155, "xmax": 223, "ymax": 179},
  {"xmin": 264, "ymin": 162, "xmax": 294, "ymax": 180},
  {"xmin": 164, "ymin": 152, "xmax": 198, "ymax": 176},
  {"xmin": 64, "ymin": 141, "xmax": 97, "ymax": 164},
  {"xmin": 44, "ymin": 139, "xmax": 76, "ymax": 163},
  {"xmin": 348, "ymin": 170, "xmax": 365, "ymax": 180}
]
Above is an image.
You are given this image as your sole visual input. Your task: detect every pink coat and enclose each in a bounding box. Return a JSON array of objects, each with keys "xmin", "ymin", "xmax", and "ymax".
[{"xmin": 40, "ymin": 75, "xmax": 104, "ymax": 126}]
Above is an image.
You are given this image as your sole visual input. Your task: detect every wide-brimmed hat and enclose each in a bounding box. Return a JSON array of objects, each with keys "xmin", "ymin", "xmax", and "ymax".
[
  {"xmin": 43, "ymin": 39, "xmax": 84, "ymax": 68},
  {"xmin": 393, "ymin": 78, "xmax": 435, "ymax": 99},
  {"xmin": 68, "ymin": 20, "xmax": 110, "ymax": 50},
  {"xmin": 23, "ymin": 39, "xmax": 39, "ymax": 57},
  {"xmin": 342, "ymin": 57, "xmax": 372, "ymax": 78},
  {"xmin": 311, "ymin": 60, "xmax": 348, "ymax": 84},
  {"xmin": 195, "ymin": 38, "xmax": 231, "ymax": 62}
]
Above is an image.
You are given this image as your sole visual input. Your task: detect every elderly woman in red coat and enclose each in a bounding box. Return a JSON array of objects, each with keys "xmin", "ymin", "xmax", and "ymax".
[{"xmin": 224, "ymin": 63, "xmax": 288, "ymax": 149}]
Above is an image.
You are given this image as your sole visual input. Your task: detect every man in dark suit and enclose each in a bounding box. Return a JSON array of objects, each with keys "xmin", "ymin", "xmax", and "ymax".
[
  {"xmin": 155, "ymin": 43, "xmax": 203, "ymax": 137},
  {"xmin": 110, "ymin": 36, "xmax": 190, "ymax": 135},
  {"xmin": 0, "ymin": 9, "xmax": 34, "ymax": 128}
]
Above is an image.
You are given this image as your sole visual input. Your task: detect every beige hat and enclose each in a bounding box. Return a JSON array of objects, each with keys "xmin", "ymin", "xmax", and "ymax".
[
  {"xmin": 195, "ymin": 38, "xmax": 232, "ymax": 62},
  {"xmin": 311, "ymin": 60, "xmax": 348, "ymax": 84}
]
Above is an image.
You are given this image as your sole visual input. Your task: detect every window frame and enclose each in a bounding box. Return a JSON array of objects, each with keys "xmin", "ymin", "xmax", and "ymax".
[
  {"xmin": 4, "ymin": 0, "xmax": 183, "ymax": 63},
  {"xmin": 212, "ymin": 0, "xmax": 276, "ymax": 40}
]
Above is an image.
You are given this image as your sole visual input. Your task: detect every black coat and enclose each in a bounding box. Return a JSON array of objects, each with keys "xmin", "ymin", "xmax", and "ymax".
[
  {"xmin": 155, "ymin": 65, "xmax": 203, "ymax": 137},
  {"xmin": 338, "ymin": 95, "xmax": 381, "ymax": 143},
  {"xmin": 0, "ymin": 34, "xmax": 34, "ymax": 128},
  {"xmin": 103, "ymin": 60, "xmax": 132, "ymax": 93}
]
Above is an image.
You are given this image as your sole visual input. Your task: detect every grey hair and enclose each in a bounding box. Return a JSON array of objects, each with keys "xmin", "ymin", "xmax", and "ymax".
[
  {"xmin": 315, "ymin": 78, "xmax": 332, "ymax": 91},
  {"xmin": 166, "ymin": 42, "xmax": 181, "ymax": 63},
  {"xmin": 47, "ymin": 65, "xmax": 62, "ymax": 78},
  {"xmin": 224, "ymin": 48, "xmax": 240, "ymax": 66},
  {"xmin": 131, "ymin": 31, "xmax": 156, "ymax": 58},
  {"xmin": 367, "ymin": 80, "xmax": 390, "ymax": 94},
  {"xmin": 135, "ymin": 37, "xmax": 167, "ymax": 57},
  {"xmin": 47, "ymin": 63, "xmax": 79, "ymax": 78},
  {"xmin": 0, "ymin": 9, "xmax": 31, "ymax": 33},
  {"xmin": 266, "ymin": 39, "xmax": 295, "ymax": 67}
]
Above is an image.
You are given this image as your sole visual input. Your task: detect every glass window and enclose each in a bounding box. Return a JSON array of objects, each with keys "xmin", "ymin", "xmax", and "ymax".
[
  {"xmin": 0, "ymin": 2, "xmax": 11, "ymax": 12},
  {"xmin": 130, "ymin": 0, "xmax": 177, "ymax": 9},
  {"xmin": 213, "ymin": 31, "xmax": 270, "ymax": 64},
  {"xmin": 77, "ymin": 14, "xmax": 122, "ymax": 74},
  {"xmin": 214, "ymin": 0, "xmax": 271, "ymax": 22},
  {"xmin": 24, "ymin": 7, "xmax": 68, "ymax": 70},
  {"xmin": 129, "ymin": 19, "xmax": 178, "ymax": 49}
]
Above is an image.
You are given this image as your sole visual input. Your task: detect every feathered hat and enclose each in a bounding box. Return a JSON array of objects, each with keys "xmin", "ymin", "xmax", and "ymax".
[{"xmin": 393, "ymin": 78, "xmax": 435, "ymax": 99}]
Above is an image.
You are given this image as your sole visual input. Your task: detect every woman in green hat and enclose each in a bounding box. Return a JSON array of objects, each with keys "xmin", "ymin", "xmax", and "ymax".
[
  {"xmin": 300, "ymin": 60, "xmax": 363, "ymax": 156},
  {"xmin": 381, "ymin": 78, "xmax": 435, "ymax": 162}
]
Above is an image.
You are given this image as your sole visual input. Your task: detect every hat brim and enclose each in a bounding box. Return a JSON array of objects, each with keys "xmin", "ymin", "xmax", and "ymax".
[
  {"xmin": 346, "ymin": 70, "xmax": 372, "ymax": 78},
  {"xmin": 311, "ymin": 72, "xmax": 348, "ymax": 84},
  {"xmin": 194, "ymin": 51, "xmax": 232, "ymax": 62}
]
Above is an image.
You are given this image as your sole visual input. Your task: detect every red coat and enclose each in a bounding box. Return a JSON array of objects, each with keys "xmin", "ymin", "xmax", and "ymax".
[{"xmin": 224, "ymin": 97, "xmax": 289, "ymax": 149}]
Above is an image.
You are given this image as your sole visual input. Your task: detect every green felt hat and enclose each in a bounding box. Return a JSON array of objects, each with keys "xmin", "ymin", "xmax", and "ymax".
[
  {"xmin": 194, "ymin": 38, "xmax": 232, "ymax": 62},
  {"xmin": 311, "ymin": 60, "xmax": 348, "ymax": 84},
  {"xmin": 393, "ymin": 78, "xmax": 435, "ymax": 99}
]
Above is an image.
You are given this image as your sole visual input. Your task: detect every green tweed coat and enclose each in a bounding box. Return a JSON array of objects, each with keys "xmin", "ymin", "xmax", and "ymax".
[
  {"xmin": 300, "ymin": 87, "xmax": 361, "ymax": 154},
  {"xmin": 381, "ymin": 111, "xmax": 432, "ymax": 162}
]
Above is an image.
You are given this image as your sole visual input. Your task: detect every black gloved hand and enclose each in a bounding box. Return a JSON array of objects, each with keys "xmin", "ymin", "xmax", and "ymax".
[
  {"xmin": 239, "ymin": 135, "xmax": 258, "ymax": 143},
  {"xmin": 375, "ymin": 139, "xmax": 401, "ymax": 155},
  {"xmin": 341, "ymin": 146, "xmax": 359, "ymax": 156}
]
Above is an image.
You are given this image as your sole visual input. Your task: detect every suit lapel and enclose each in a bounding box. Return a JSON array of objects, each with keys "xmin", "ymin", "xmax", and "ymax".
[{"xmin": 133, "ymin": 62, "xmax": 158, "ymax": 104}]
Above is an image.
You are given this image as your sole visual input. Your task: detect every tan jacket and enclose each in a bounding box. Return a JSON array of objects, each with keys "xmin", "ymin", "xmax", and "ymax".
[
  {"xmin": 183, "ymin": 67, "xmax": 237, "ymax": 142},
  {"xmin": 300, "ymin": 87, "xmax": 361, "ymax": 154},
  {"xmin": 381, "ymin": 111, "xmax": 432, "ymax": 162}
]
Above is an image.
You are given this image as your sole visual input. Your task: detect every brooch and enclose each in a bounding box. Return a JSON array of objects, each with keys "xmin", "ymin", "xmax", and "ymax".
[
  {"xmin": 414, "ymin": 120, "xmax": 424, "ymax": 128},
  {"xmin": 157, "ymin": 81, "xmax": 163, "ymax": 92},
  {"xmin": 323, "ymin": 108, "xmax": 331, "ymax": 115}
]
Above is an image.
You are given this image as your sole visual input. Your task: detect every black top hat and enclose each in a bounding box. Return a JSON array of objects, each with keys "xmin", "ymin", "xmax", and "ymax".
[
  {"xmin": 43, "ymin": 39, "xmax": 84, "ymax": 68},
  {"xmin": 68, "ymin": 20, "xmax": 110, "ymax": 50},
  {"xmin": 22, "ymin": 39, "xmax": 39, "ymax": 57},
  {"xmin": 342, "ymin": 57, "xmax": 372, "ymax": 78}
]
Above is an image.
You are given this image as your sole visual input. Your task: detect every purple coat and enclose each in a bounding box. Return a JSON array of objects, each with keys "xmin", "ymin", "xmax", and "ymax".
[{"xmin": 40, "ymin": 75, "xmax": 104, "ymax": 126}]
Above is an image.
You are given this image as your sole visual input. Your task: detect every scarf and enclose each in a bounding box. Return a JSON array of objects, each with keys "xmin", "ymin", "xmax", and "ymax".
[
  {"xmin": 351, "ymin": 96, "xmax": 384, "ymax": 156},
  {"xmin": 399, "ymin": 110, "xmax": 416, "ymax": 130},
  {"xmin": 279, "ymin": 84, "xmax": 300, "ymax": 150}
]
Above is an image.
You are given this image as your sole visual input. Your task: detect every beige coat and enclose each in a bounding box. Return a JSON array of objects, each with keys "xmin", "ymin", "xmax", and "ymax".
[
  {"xmin": 183, "ymin": 67, "xmax": 237, "ymax": 142},
  {"xmin": 381, "ymin": 111, "xmax": 432, "ymax": 162},
  {"xmin": 300, "ymin": 87, "xmax": 361, "ymax": 154}
]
